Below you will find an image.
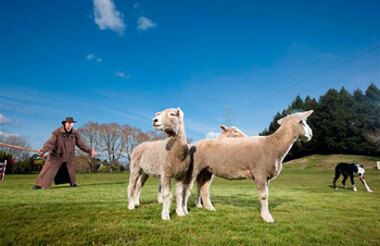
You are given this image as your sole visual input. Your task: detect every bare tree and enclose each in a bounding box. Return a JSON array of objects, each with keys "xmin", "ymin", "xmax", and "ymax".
[
  {"xmin": 364, "ymin": 129, "xmax": 380, "ymax": 150},
  {"xmin": 99, "ymin": 123, "xmax": 126, "ymax": 172},
  {"xmin": 0, "ymin": 135, "xmax": 30, "ymax": 161},
  {"xmin": 123, "ymin": 125, "xmax": 148, "ymax": 165},
  {"xmin": 77, "ymin": 122, "xmax": 100, "ymax": 172},
  {"xmin": 146, "ymin": 130, "xmax": 166, "ymax": 141}
]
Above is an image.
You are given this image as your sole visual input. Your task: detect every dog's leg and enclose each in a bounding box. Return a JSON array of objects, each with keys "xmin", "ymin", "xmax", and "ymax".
[
  {"xmin": 350, "ymin": 175, "xmax": 357, "ymax": 192},
  {"xmin": 333, "ymin": 169, "xmax": 341, "ymax": 189},
  {"xmin": 342, "ymin": 174, "xmax": 348, "ymax": 189},
  {"xmin": 360, "ymin": 178, "xmax": 373, "ymax": 192}
]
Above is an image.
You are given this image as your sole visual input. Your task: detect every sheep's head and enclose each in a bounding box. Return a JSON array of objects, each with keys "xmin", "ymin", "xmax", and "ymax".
[
  {"xmin": 277, "ymin": 110, "xmax": 313, "ymax": 142},
  {"xmin": 219, "ymin": 125, "xmax": 247, "ymax": 138},
  {"xmin": 153, "ymin": 107, "xmax": 184, "ymax": 137}
]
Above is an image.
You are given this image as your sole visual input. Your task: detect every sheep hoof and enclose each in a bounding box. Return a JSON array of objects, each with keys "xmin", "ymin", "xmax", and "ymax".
[
  {"xmin": 134, "ymin": 201, "xmax": 140, "ymax": 206},
  {"xmin": 183, "ymin": 208, "xmax": 189, "ymax": 215},
  {"xmin": 195, "ymin": 203, "xmax": 203, "ymax": 208},
  {"xmin": 205, "ymin": 206, "xmax": 216, "ymax": 211},
  {"xmin": 263, "ymin": 218, "xmax": 275, "ymax": 223},
  {"xmin": 176, "ymin": 208, "xmax": 185, "ymax": 217},
  {"xmin": 261, "ymin": 214, "xmax": 275, "ymax": 223},
  {"xmin": 162, "ymin": 214, "xmax": 171, "ymax": 221},
  {"xmin": 368, "ymin": 190, "xmax": 374, "ymax": 193},
  {"xmin": 128, "ymin": 204, "xmax": 135, "ymax": 210}
]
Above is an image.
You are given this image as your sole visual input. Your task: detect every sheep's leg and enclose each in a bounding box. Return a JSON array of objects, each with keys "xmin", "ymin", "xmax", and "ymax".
[
  {"xmin": 195, "ymin": 178, "xmax": 203, "ymax": 208},
  {"xmin": 255, "ymin": 178, "xmax": 274, "ymax": 223},
  {"xmin": 161, "ymin": 175, "xmax": 172, "ymax": 220},
  {"xmin": 134, "ymin": 173, "xmax": 149, "ymax": 206},
  {"xmin": 195, "ymin": 171, "xmax": 206, "ymax": 208},
  {"xmin": 157, "ymin": 180, "xmax": 163, "ymax": 204},
  {"xmin": 175, "ymin": 178, "xmax": 186, "ymax": 216},
  {"xmin": 182, "ymin": 176, "xmax": 196, "ymax": 215},
  {"xmin": 199, "ymin": 171, "xmax": 215, "ymax": 211},
  {"xmin": 127, "ymin": 167, "xmax": 140, "ymax": 210},
  {"xmin": 183, "ymin": 167, "xmax": 202, "ymax": 215}
]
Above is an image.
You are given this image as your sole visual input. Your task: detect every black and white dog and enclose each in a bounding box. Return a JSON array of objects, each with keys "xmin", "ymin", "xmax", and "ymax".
[{"xmin": 333, "ymin": 163, "xmax": 373, "ymax": 192}]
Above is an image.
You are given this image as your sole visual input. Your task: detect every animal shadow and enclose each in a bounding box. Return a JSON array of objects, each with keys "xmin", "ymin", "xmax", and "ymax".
[{"xmin": 202, "ymin": 194, "xmax": 292, "ymax": 211}]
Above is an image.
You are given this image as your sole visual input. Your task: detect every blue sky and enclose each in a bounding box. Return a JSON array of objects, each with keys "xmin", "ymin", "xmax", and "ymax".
[{"xmin": 0, "ymin": 0, "xmax": 379, "ymax": 150}]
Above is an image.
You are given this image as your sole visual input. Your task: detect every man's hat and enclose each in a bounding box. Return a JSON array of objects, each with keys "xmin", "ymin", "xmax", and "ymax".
[{"xmin": 62, "ymin": 117, "xmax": 77, "ymax": 124}]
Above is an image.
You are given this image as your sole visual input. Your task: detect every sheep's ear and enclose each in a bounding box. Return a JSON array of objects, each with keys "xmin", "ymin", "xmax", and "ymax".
[
  {"xmin": 302, "ymin": 110, "xmax": 314, "ymax": 119},
  {"xmin": 176, "ymin": 107, "xmax": 184, "ymax": 118},
  {"xmin": 277, "ymin": 118, "xmax": 283, "ymax": 125},
  {"xmin": 219, "ymin": 125, "xmax": 227, "ymax": 132}
]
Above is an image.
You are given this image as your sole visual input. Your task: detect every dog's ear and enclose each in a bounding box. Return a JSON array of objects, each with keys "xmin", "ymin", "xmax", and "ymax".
[{"xmin": 360, "ymin": 165, "xmax": 364, "ymax": 168}]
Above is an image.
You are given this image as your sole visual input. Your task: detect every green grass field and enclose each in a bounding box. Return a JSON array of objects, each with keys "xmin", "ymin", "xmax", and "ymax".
[{"xmin": 1, "ymin": 155, "xmax": 379, "ymax": 245}]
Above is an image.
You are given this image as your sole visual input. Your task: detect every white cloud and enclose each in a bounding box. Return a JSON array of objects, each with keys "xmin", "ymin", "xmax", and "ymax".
[
  {"xmin": 93, "ymin": 0, "xmax": 126, "ymax": 35},
  {"xmin": 205, "ymin": 131, "xmax": 220, "ymax": 139},
  {"xmin": 0, "ymin": 131, "xmax": 19, "ymax": 138},
  {"xmin": 115, "ymin": 71, "xmax": 130, "ymax": 79},
  {"xmin": 137, "ymin": 16, "xmax": 157, "ymax": 31},
  {"xmin": 0, "ymin": 114, "xmax": 11, "ymax": 124},
  {"xmin": 86, "ymin": 53, "xmax": 103, "ymax": 63}
]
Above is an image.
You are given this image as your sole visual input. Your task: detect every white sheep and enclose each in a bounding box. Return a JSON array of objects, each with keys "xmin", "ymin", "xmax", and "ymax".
[
  {"xmin": 195, "ymin": 125, "xmax": 247, "ymax": 208},
  {"xmin": 127, "ymin": 108, "xmax": 190, "ymax": 220},
  {"xmin": 183, "ymin": 111, "xmax": 314, "ymax": 222}
]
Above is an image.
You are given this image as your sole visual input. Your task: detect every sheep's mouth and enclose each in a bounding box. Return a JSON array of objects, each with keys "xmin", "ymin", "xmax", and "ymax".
[
  {"xmin": 153, "ymin": 123, "xmax": 162, "ymax": 129},
  {"xmin": 299, "ymin": 134, "xmax": 312, "ymax": 142}
]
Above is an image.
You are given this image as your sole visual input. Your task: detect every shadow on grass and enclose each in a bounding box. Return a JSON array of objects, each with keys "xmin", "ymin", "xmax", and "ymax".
[
  {"xmin": 50, "ymin": 181, "xmax": 127, "ymax": 189},
  {"xmin": 190, "ymin": 194, "xmax": 293, "ymax": 210}
]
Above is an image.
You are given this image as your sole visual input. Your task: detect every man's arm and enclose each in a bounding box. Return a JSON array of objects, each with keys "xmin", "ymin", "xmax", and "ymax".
[
  {"xmin": 40, "ymin": 133, "xmax": 57, "ymax": 155},
  {"xmin": 75, "ymin": 133, "xmax": 93, "ymax": 155}
]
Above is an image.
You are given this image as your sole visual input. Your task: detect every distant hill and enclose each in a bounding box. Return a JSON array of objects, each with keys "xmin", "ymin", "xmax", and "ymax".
[{"xmin": 283, "ymin": 154, "xmax": 380, "ymax": 170}]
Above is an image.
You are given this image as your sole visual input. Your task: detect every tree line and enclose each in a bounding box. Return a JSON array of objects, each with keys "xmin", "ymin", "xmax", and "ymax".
[
  {"xmin": 75, "ymin": 122, "xmax": 167, "ymax": 172},
  {"xmin": 0, "ymin": 123, "xmax": 166, "ymax": 173},
  {"xmin": 1, "ymin": 83, "xmax": 379, "ymax": 173},
  {"xmin": 260, "ymin": 83, "xmax": 380, "ymax": 161}
]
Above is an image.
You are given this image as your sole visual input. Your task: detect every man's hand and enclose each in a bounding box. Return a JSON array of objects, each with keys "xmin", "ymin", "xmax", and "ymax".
[
  {"xmin": 37, "ymin": 150, "xmax": 44, "ymax": 156},
  {"xmin": 91, "ymin": 149, "xmax": 98, "ymax": 157}
]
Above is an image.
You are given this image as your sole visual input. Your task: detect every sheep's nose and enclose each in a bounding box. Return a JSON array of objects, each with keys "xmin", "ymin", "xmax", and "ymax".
[{"xmin": 153, "ymin": 118, "xmax": 158, "ymax": 123}]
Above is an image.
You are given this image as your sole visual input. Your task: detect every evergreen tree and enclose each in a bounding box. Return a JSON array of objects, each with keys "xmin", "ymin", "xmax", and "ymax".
[{"xmin": 260, "ymin": 84, "xmax": 380, "ymax": 160}]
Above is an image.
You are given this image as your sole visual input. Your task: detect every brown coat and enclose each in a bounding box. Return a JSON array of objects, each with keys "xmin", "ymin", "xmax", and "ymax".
[{"xmin": 35, "ymin": 126, "xmax": 92, "ymax": 188}]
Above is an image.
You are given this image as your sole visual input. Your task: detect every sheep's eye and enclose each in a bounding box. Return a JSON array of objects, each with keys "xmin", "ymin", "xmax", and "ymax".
[
  {"xmin": 170, "ymin": 113, "xmax": 176, "ymax": 116},
  {"xmin": 299, "ymin": 120, "xmax": 304, "ymax": 124}
]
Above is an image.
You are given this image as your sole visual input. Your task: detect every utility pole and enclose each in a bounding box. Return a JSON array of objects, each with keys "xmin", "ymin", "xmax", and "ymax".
[{"xmin": 224, "ymin": 106, "xmax": 233, "ymax": 127}]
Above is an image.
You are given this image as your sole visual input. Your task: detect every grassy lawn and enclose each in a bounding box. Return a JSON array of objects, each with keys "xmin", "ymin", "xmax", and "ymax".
[{"xmin": 0, "ymin": 155, "xmax": 379, "ymax": 245}]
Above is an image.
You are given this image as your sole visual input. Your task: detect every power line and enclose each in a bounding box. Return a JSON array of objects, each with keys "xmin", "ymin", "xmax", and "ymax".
[{"xmin": 236, "ymin": 44, "xmax": 380, "ymax": 113}]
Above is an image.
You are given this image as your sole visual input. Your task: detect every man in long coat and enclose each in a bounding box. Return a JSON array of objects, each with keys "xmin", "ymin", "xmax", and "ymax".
[{"xmin": 33, "ymin": 117, "xmax": 97, "ymax": 189}]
